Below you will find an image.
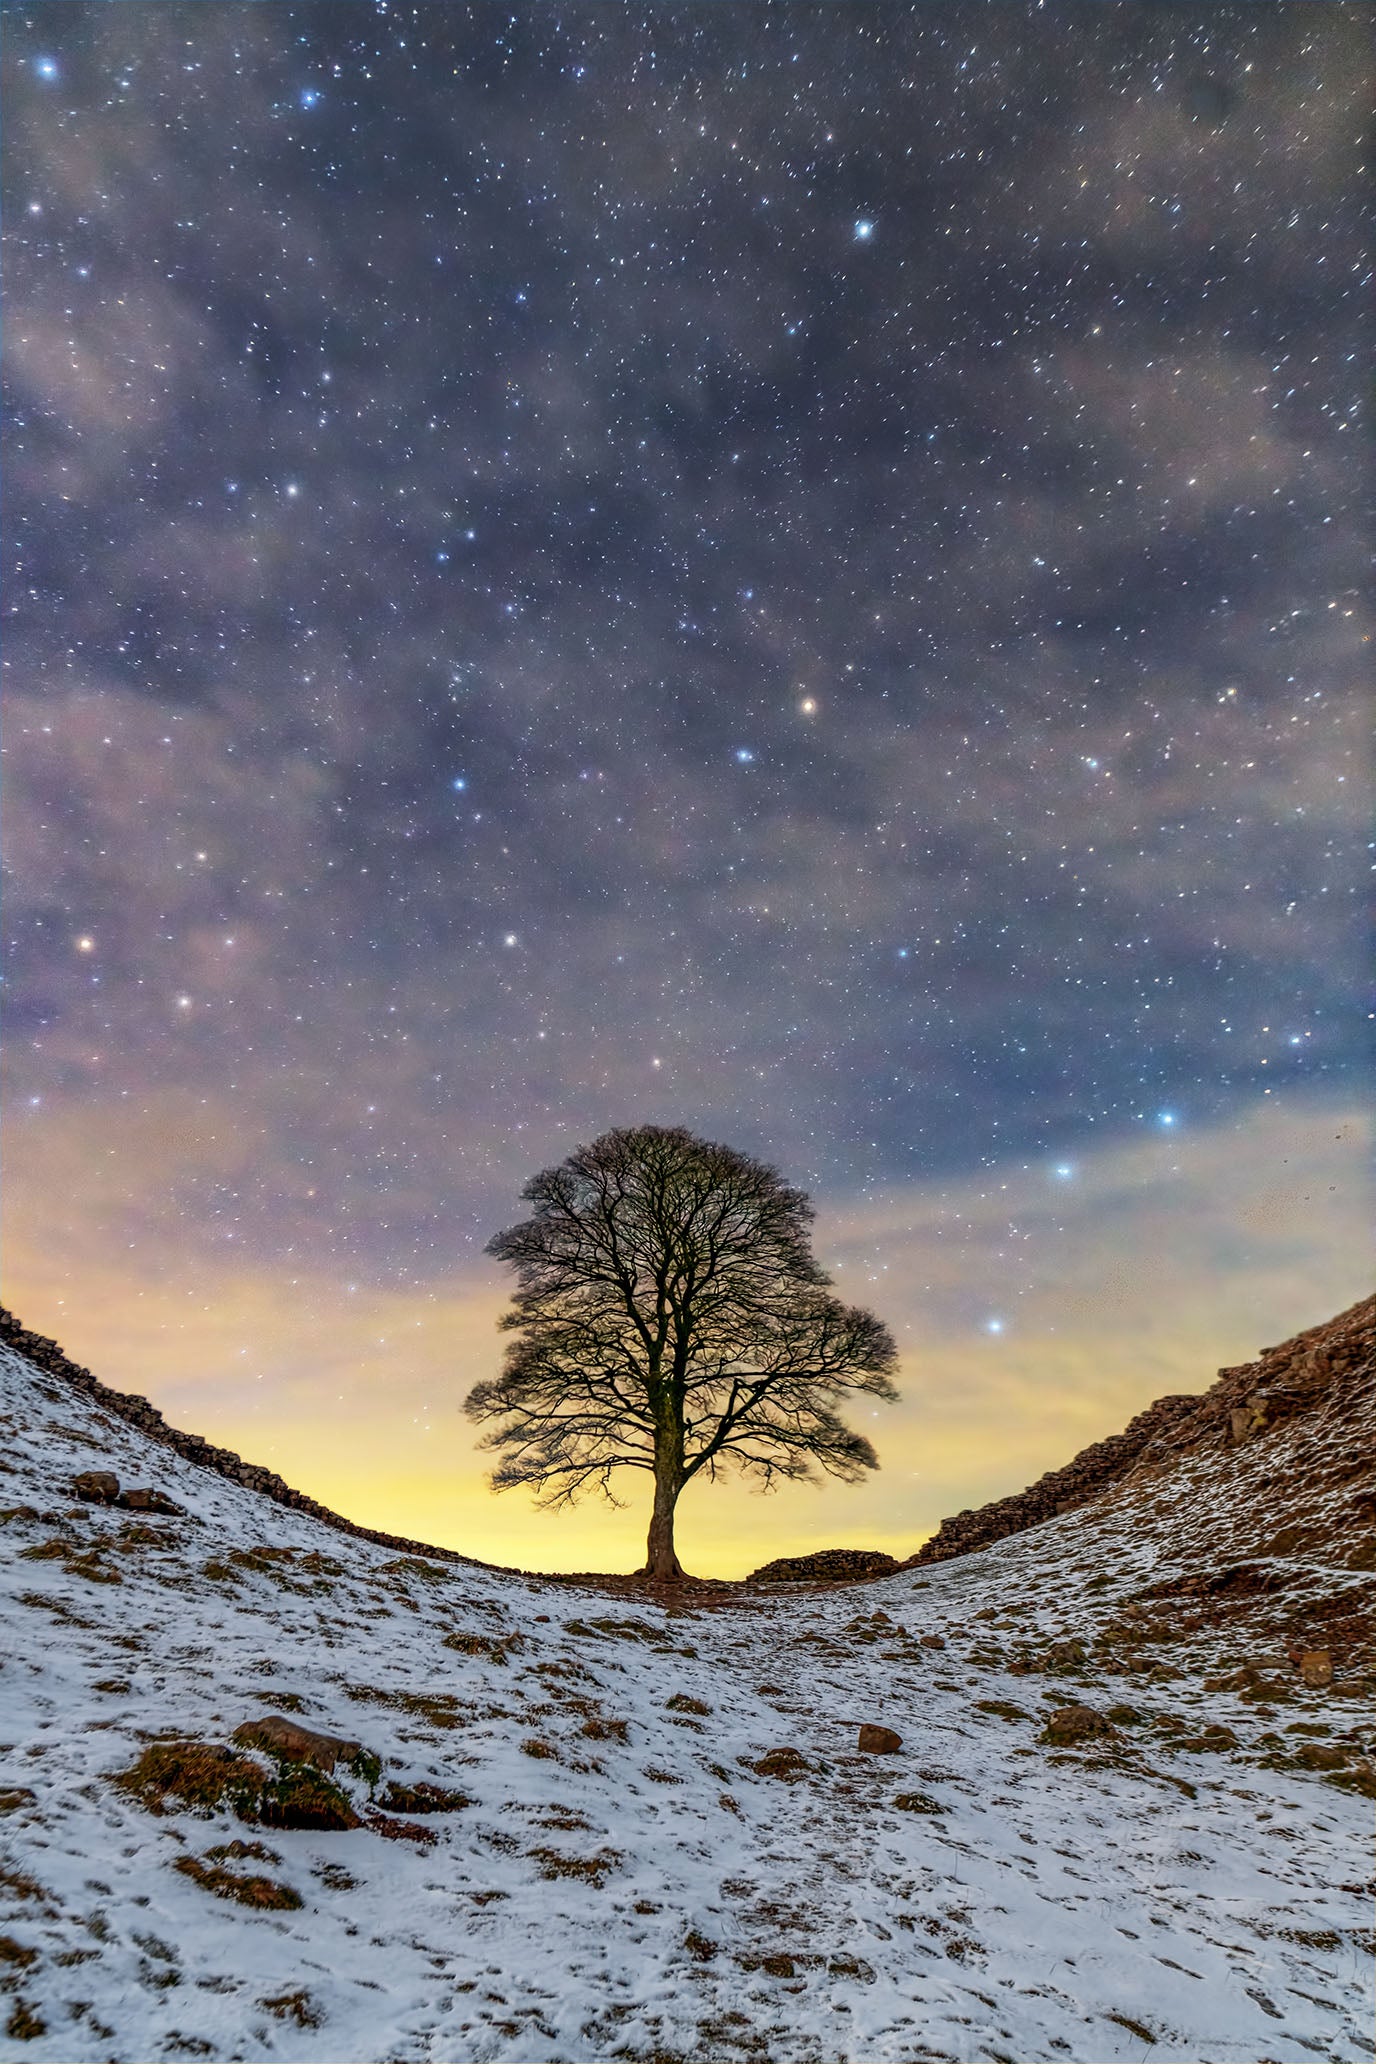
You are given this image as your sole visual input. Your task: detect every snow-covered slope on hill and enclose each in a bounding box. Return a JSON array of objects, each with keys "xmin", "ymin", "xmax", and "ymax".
[{"xmin": 1, "ymin": 1336, "xmax": 1372, "ymax": 2064}]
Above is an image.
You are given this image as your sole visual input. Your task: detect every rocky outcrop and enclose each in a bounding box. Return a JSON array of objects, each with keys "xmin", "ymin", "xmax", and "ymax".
[
  {"xmin": 910, "ymin": 1293, "xmax": 1375, "ymax": 1570},
  {"xmin": 1, "ymin": 1305, "xmax": 510, "ymax": 1573}
]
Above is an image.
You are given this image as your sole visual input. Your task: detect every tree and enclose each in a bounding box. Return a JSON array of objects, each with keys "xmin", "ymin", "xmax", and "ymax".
[{"xmin": 465, "ymin": 1124, "xmax": 900, "ymax": 1580}]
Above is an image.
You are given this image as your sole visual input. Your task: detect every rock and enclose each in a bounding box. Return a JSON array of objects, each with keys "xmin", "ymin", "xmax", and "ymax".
[
  {"xmin": 1040, "ymin": 1704, "xmax": 1117, "ymax": 1747},
  {"xmin": 231, "ymin": 1715, "xmax": 379, "ymax": 1782},
  {"xmin": 1297, "ymin": 1650, "xmax": 1334, "ymax": 1689},
  {"xmin": 857, "ymin": 1724, "xmax": 903, "ymax": 1754},
  {"xmin": 72, "ymin": 1471, "xmax": 119, "ymax": 1504},
  {"xmin": 119, "ymin": 1487, "xmax": 184, "ymax": 1515},
  {"xmin": 919, "ymin": 1633, "xmax": 946, "ymax": 1649},
  {"xmin": 0, "ymin": 1787, "xmax": 37, "ymax": 1815}
]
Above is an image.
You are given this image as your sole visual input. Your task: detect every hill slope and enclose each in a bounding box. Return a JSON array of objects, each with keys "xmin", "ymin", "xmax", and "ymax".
[
  {"xmin": 911, "ymin": 1293, "xmax": 1376, "ymax": 1573},
  {"xmin": 0, "ymin": 1310, "xmax": 1372, "ymax": 2063}
]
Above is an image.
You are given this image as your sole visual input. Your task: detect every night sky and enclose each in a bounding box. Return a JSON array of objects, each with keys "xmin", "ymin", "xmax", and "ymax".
[{"xmin": 3, "ymin": 4, "xmax": 1369, "ymax": 1572}]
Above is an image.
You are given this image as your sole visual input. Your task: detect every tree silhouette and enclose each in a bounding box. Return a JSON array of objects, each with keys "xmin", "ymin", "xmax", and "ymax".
[{"xmin": 466, "ymin": 1124, "xmax": 900, "ymax": 1579}]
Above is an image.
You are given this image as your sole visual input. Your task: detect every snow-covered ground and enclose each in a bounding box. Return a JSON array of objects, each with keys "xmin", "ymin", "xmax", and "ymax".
[{"xmin": 1, "ymin": 1338, "xmax": 1371, "ymax": 2063}]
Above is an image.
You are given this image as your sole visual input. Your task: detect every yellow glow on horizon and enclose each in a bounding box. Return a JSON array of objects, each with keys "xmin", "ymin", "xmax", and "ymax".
[{"xmin": 2, "ymin": 1095, "xmax": 1368, "ymax": 1579}]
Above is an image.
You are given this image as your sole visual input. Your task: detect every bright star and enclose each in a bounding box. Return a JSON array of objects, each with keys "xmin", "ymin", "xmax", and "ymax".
[
  {"xmin": 451, "ymin": 777, "xmax": 466, "ymax": 791},
  {"xmin": 35, "ymin": 56, "xmax": 59, "ymax": 81},
  {"xmin": 734, "ymin": 748, "xmax": 754, "ymax": 764},
  {"xmin": 503, "ymin": 933, "xmax": 518, "ymax": 948},
  {"xmin": 1157, "ymin": 1111, "xmax": 1177, "ymax": 1127},
  {"xmin": 985, "ymin": 1318, "xmax": 1004, "ymax": 1334},
  {"xmin": 300, "ymin": 88, "xmax": 320, "ymax": 108},
  {"xmin": 854, "ymin": 219, "xmax": 875, "ymax": 241}
]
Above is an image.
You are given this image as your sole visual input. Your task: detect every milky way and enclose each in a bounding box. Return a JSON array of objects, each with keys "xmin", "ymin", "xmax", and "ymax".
[{"xmin": 1, "ymin": 6, "xmax": 1368, "ymax": 1563}]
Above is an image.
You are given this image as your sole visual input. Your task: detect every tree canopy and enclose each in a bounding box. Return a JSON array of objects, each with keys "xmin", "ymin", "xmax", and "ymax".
[{"xmin": 465, "ymin": 1124, "xmax": 900, "ymax": 1578}]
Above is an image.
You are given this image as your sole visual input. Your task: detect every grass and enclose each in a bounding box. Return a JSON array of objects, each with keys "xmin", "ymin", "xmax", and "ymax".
[
  {"xmin": 5, "ymin": 2000, "xmax": 45, "ymax": 2042},
  {"xmin": 342, "ymin": 1682, "xmax": 470, "ymax": 1729},
  {"xmin": 115, "ymin": 1739, "xmax": 360, "ymax": 1829},
  {"xmin": 529, "ymin": 1846, "xmax": 622, "ymax": 1886},
  {"xmin": 378, "ymin": 1555, "xmax": 453, "ymax": 1583},
  {"xmin": 115, "ymin": 1740, "xmax": 268, "ymax": 1818},
  {"xmin": 974, "ymin": 1699, "xmax": 1029, "ymax": 1722},
  {"xmin": 566, "ymin": 1614, "xmax": 664, "ymax": 1643},
  {"xmin": 751, "ymin": 1747, "xmax": 810, "ymax": 1782},
  {"xmin": 0, "ymin": 1861, "xmax": 48, "ymax": 1902},
  {"xmin": 443, "ymin": 1630, "xmax": 509, "ymax": 1663},
  {"xmin": 377, "ymin": 1780, "xmax": 471, "ymax": 1814},
  {"xmin": 259, "ymin": 1990, "xmax": 323, "ymax": 2028},
  {"xmin": 173, "ymin": 1853, "xmax": 302, "ymax": 1910},
  {"xmin": 581, "ymin": 1715, "xmax": 630, "ymax": 1742}
]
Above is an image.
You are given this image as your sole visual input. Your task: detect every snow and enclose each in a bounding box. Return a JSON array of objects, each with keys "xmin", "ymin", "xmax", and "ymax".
[{"xmin": 1, "ymin": 1338, "xmax": 1371, "ymax": 2062}]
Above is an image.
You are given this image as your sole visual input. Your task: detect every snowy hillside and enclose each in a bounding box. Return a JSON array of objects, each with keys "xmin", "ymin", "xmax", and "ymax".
[{"xmin": 1, "ymin": 1330, "xmax": 1372, "ymax": 2064}]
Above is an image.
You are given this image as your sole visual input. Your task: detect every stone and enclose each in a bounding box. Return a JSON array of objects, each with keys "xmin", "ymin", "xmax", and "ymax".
[
  {"xmin": 119, "ymin": 1487, "xmax": 184, "ymax": 1516},
  {"xmin": 1040, "ymin": 1704, "xmax": 1117, "ymax": 1747},
  {"xmin": 231, "ymin": 1715, "xmax": 378, "ymax": 1781},
  {"xmin": 857, "ymin": 1724, "xmax": 903, "ymax": 1754},
  {"xmin": 919, "ymin": 1633, "xmax": 946, "ymax": 1650},
  {"xmin": 1297, "ymin": 1650, "xmax": 1333, "ymax": 1689},
  {"xmin": 72, "ymin": 1471, "xmax": 119, "ymax": 1504}
]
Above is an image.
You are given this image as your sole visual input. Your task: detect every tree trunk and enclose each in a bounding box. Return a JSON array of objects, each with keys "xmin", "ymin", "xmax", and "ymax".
[{"xmin": 644, "ymin": 1467, "xmax": 685, "ymax": 1580}]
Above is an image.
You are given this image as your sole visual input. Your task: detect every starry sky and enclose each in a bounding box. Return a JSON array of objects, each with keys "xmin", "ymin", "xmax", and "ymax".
[{"xmin": 3, "ymin": 3, "xmax": 1369, "ymax": 1574}]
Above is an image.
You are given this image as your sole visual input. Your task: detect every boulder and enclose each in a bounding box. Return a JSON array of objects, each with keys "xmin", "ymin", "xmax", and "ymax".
[
  {"xmin": 72, "ymin": 1471, "xmax": 119, "ymax": 1504},
  {"xmin": 919, "ymin": 1633, "xmax": 946, "ymax": 1650},
  {"xmin": 857, "ymin": 1724, "xmax": 903, "ymax": 1754},
  {"xmin": 1297, "ymin": 1650, "xmax": 1334, "ymax": 1689},
  {"xmin": 119, "ymin": 1487, "xmax": 184, "ymax": 1516},
  {"xmin": 232, "ymin": 1715, "xmax": 378, "ymax": 1782}
]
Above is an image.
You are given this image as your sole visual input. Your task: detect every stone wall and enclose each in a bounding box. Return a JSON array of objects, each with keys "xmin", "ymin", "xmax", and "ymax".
[
  {"xmin": 0, "ymin": 1305, "xmax": 509, "ymax": 1572},
  {"xmin": 908, "ymin": 1291, "xmax": 1375, "ymax": 1569}
]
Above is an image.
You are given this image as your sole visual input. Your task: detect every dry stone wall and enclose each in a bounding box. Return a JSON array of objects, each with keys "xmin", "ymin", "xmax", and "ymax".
[
  {"xmin": 909, "ymin": 1292, "xmax": 1375, "ymax": 1569},
  {"xmin": 0, "ymin": 1305, "xmax": 508, "ymax": 1572}
]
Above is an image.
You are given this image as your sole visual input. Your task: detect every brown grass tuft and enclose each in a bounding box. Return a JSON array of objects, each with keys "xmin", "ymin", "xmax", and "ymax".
[{"xmin": 173, "ymin": 1854, "xmax": 302, "ymax": 1910}]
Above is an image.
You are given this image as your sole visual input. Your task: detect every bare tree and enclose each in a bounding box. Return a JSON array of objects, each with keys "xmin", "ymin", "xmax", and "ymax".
[{"xmin": 465, "ymin": 1124, "xmax": 900, "ymax": 1580}]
